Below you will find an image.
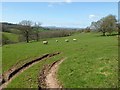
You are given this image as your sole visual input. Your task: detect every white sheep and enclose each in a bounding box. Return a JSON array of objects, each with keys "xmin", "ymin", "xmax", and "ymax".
[
  {"xmin": 116, "ymin": 35, "xmax": 119, "ymax": 38},
  {"xmin": 73, "ymin": 39, "xmax": 77, "ymax": 41},
  {"xmin": 56, "ymin": 40, "xmax": 58, "ymax": 42},
  {"xmin": 43, "ymin": 41, "xmax": 48, "ymax": 44},
  {"xmin": 65, "ymin": 39, "xmax": 69, "ymax": 42}
]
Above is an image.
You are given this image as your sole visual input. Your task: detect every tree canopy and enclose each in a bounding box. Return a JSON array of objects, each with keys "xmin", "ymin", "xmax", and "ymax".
[{"xmin": 90, "ymin": 14, "xmax": 117, "ymax": 36}]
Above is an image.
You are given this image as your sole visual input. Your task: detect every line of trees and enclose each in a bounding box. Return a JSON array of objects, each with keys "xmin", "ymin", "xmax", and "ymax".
[
  {"xmin": 90, "ymin": 14, "xmax": 118, "ymax": 36},
  {"xmin": 18, "ymin": 20, "xmax": 74, "ymax": 43},
  {"xmin": 1, "ymin": 20, "xmax": 78, "ymax": 45},
  {"xmin": 2, "ymin": 14, "xmax": 119, "ymax": 45}
]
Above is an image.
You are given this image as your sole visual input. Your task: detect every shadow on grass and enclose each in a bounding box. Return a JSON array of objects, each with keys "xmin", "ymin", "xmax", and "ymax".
[{"xmin": 95, "ymin": 33, "xmax": 120, "ymax": 37}]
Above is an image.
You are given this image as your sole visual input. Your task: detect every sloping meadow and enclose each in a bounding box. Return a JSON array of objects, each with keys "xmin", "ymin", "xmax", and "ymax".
[{"xmin": 2, "ymin": 33, "xmax": 118, "ymax": 88}]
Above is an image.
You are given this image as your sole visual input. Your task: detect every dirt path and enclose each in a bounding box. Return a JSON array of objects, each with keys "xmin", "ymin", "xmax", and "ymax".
[
  {"xmin": 0, "ymin": 52, "xmax": 60, "ymax": 89},
  {"xmin": 38, "ymin": 57, "xmax": 66, "ymax": 88},
  {"xmin": 45, "ymin": 58, "xmax": 65, "ymax": 88}
]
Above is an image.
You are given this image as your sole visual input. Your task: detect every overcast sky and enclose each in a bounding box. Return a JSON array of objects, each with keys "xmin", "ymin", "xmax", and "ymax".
[{"xmin": 1, "ymin": 2, "xmax": 118, "ymax": 28}]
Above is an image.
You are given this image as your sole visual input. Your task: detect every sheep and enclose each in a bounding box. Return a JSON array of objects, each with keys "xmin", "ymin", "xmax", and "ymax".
[
  {"xmin": 43, "ymin": 41, "xmax": 48, "ymax": 44},
  {"xmin": 116, "ymin": 35, "xmax": 119, "ymax": 38},
  {"xmin": 73, "ymin": 39, "xmax": 77, "ymax": 41},
  {"xmin": 116, "ymin": 35, "xmax": 120, "ymax": 40},
  {"xmin": 56, "ymin": 40, "xmax": 58, "ymax": 42},
  {"xmin": 65, "ymin": 39, "xmax": 69, "ymax": 42}
]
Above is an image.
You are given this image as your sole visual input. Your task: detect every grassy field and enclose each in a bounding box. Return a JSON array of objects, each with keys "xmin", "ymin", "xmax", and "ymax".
[
  {"xmin": 2, "ymin": 33, "xmax": 118, "ymax": 88},
  {"xmin": 2, "ymin": 32, "xmax": 19, "ymax": 43},
  {"xmin": 0, "ymin": 46, "xmax": 2, "ymax": 74}
]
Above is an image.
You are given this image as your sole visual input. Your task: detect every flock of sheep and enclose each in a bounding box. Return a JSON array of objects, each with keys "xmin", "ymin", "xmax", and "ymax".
[
  {"xmin": 42, "ymin": 35, "xmax": 119, "ymax": 44},
  {"xmin": 43, "ymin": 38, "xmax": 77, "ymax": 44}
]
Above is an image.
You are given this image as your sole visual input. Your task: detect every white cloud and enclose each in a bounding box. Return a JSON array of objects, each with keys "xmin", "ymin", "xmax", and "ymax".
[
  {"xmin": 41, "ymin": 21, "xmax": 82, "ymax": 28},
  {"xmin": 48, "ymin": 2, "xmax": 64, "ymax": 7},
  {"xmin": 64, "ymin": 0, "xmax": 72, "ymax": 3},
  {"xmin": 47, "ymin": 0, "xmax": 72, "ymax": 7},
  {"xmin": 89, "ymin": 14, "xmax": 96, "ymax": 19}
]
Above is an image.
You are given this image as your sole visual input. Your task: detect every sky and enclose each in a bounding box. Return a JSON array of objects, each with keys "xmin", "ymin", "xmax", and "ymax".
[
  {"xmin": 1, "ymin": 0, "xmax": 119, "ymax": 2},
  {"xmin": 1, "ymin": 2, "xmax": 118, "ymax": 28}
]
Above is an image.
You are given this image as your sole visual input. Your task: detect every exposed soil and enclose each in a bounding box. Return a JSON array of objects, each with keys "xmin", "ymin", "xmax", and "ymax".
[
  {"xmin": 0, "ymin": 52, "xmax": 60, "ymax": 89},
  {"xmin": 38, "ymin": 58, "xmax": 66, "ymax": 88}
]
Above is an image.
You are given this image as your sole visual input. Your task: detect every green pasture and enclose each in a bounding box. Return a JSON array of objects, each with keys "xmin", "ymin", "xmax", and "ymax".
[
  {"xmin": 2, "ymin": 33, "xmax": 118, "ymax": 88},
  {"xmin": 2, "ymin": 32, "xmax": 19, "ymax": 43}
]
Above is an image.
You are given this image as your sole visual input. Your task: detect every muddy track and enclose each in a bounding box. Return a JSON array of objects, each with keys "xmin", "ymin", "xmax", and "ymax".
[
  {"xmin": 0, "ymin": 52, "xmax": 60, "ymax": 89},
  {"xmin": 38, "ymin": 57, "xmax": 66, "ymax": 88}
]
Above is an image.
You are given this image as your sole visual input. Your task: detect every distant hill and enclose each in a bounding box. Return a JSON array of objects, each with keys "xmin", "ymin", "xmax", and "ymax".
[
  {"xmin": 1, "ymin": 22, "xmax": 83, "ymax": 45},
  {"xmin": 1, "ymin": 22, "xmax": 82, "ymax": 33},
  {"xmin": 0, "ymin": 22, "xmax": 52, "ymax": 33},
  {"xmin": 1, "ymin": 22, "xmax": 22, "ymax": 33}
]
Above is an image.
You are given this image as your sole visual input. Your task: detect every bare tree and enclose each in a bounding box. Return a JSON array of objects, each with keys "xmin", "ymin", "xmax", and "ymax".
[
  {"xmin": 34, "ymin": 22, "xmax": 41, "ymax": 41},
  {"xmin": 19, "ymin": 20, "xmax": 32, "ymax": 43}
]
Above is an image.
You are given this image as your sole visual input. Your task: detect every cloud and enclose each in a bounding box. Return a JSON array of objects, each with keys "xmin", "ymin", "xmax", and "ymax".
[
  {"xmin": 89, "ymin": 14, "xmax": 96, "ymax": 19},
  {"xmin": 47, "ymin": 0, "xmax": 72, "ymax": 7},
  {"xmin": 48, "ymin": 2, "xmax": 64, "ymax": 7},
  {"xmin": 41, "ymin": 21, "xmax": 82, "ymax": 28},
  {"xmin": 64, "ymin": 0, "xmax": 72, "ymax": 3}
]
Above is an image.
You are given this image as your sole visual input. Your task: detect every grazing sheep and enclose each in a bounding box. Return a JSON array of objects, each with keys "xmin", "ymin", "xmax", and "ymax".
[
  {"xmin": 65, "ymin": 39, "xmax": 69, "ymax": 42},
  {"xmin": 56, "ymin": 40, "xmax": 58, "ymax": 42},
  {"xmin": 116, "ymin": 35, "xmax": 120, "ymax": 40},
  {"xmin": 73, "ymin": 39, "xmax": 77, "ymax": 41},
  {"xmin": 116, "ymin": 35, "xmax": 119, "ymax": 38},
  {"xmin": 43, "ymin": 41, "xmax": 48, "ymax": 44}
]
